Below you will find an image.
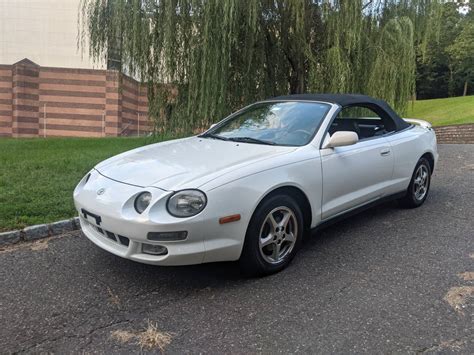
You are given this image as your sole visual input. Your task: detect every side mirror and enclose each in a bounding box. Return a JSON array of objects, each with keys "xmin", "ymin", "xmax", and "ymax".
[
  {"xmin": 322, "ymin": 131, "xmax": 359, "ymax": 149},
  {"xmin": 210, "ymin": 123, "xmax": 217, "ymax": 129}
]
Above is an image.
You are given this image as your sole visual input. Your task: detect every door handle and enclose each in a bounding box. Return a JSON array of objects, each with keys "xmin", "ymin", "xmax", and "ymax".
[{"xmin": 380, "ymin": 148, "xmax": 391, "ymax": 156}]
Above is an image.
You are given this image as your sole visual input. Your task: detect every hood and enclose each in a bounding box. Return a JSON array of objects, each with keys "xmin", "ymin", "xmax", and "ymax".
[{"xmin": 95, "ymin": 136, "xmax": 296, "ymax": 190}]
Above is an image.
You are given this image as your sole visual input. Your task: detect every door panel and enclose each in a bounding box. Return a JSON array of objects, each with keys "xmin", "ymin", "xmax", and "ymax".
[{"xmin": 320, "ymin": 137, "xmax": 394, "ymax": 219}]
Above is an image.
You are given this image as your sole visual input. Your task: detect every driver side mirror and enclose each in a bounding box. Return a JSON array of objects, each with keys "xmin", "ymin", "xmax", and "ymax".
[{"xmin": 322, "ymin": 131, "xmax": 359, "ymax": 149}]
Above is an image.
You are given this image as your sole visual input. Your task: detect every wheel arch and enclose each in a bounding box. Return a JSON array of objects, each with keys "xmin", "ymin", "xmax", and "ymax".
[
  {"xmin": 420, "ymin": 151, "xmax": 435, "ymax": 174},
  {"xmin": 252, "ymin": 185, "xmax": 312, "ymax": 231}
]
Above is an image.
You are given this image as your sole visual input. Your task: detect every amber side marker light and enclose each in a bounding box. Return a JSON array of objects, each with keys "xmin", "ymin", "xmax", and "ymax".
[{"xmin": 219, "ymin": 214, "xmax": 241, "ymax": 224}]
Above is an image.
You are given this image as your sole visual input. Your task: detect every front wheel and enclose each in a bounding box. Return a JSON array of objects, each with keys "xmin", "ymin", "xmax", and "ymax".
[
  {"xmin": 239, "ymin": 194, "xmax": 304, "ymax": 276},
  {"xmin": 398, "ymin": 157, "xmax": 431, "ymax": 208}
]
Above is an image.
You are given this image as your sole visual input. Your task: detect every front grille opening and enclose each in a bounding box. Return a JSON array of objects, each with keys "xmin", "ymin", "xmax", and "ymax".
[
  {"xmin": 117, "ymin": 235, "xmax": 130, "ymax": 246},
  {"xmin": 88, "ymin": 222, "xmax": 130, "ymax": 248},
  {"xmin": 105, "ymin": 231, "xmax": 116, "ymax": 241}
]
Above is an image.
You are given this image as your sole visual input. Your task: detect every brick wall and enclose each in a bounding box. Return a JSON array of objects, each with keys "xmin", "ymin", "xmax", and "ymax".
[
  {"xmin": 0, "ymin": 58, "xmax": 151, "ymax": 138},
  {"xmin": 121, "ymin": 75, "xmax": 151, "ymax": 136},
  {"xmin": 434, "ymin": 124, "xmax": 474, "ymax": 144},
  {"xmin": 0, "ymin": 64, "xmax": 13, "ymax": 137}
]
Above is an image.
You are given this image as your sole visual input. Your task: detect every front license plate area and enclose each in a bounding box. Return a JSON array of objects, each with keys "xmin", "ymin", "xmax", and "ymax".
[{"xmin": 81, "ymin": 208, "xmax": 102, "ymax": 226}]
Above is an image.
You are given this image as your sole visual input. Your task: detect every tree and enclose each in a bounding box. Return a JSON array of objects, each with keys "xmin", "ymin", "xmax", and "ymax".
[
  {"xmin": 448, "ymin": 19, "xmax": 474, "ymax": 96},
  {"xmin": 79, "ymin": 0, "xmax": 442, "ymax": 134},
  {"xmin": 415, "ymin": 2, "xmax": 463, "ymax": 99}
]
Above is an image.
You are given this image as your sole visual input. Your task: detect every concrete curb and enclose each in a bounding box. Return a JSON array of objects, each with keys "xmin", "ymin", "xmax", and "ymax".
[{"xmin": 0, "ymin": 217, "xmax": 80, "ymax": 246}]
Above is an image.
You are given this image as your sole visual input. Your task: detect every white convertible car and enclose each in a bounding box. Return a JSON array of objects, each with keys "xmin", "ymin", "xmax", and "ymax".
[{"xmin": 74, "ymin": 94, "xmax": 438, "ymax": 275}]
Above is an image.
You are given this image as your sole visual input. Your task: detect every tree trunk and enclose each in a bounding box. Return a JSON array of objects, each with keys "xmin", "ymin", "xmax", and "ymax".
[
  {"xmin": 463, "ymin": 81, "xmax": 468, "ymax": 96},
  {"xmin": 448, "ymin": 66, "xmax": 454, "ymax": 97},
  {"xmin": 289, "ymin": 65, "xmax": 306, "ymax": 94}
]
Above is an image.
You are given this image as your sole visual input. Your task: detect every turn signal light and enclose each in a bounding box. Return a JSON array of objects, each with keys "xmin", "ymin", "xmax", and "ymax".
[{"xmin": 219, "ymin": 214, "xmax": 241, "ymax": 224}]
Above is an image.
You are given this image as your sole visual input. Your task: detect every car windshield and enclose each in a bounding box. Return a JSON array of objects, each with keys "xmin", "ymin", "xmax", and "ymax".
[{"xmin": 202, "ymin": 101, "xmax": 331, "ymax": 146}]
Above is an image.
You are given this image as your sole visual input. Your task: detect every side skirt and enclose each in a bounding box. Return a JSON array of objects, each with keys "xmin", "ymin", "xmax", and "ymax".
[{"xmin": 311, "ymin": 191, "xmax": 406, "ymax": 233}]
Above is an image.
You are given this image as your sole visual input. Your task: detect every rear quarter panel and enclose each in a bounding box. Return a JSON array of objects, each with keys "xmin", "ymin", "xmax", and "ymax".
[{"xmin": 384, "ymin": 125, "xmax": 438, "ymax": 194}]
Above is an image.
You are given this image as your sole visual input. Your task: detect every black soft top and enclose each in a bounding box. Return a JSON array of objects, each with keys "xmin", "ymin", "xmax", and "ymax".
[{"xmin": 271, "ymin": 93, "xmax": 410, "ymax": 131}]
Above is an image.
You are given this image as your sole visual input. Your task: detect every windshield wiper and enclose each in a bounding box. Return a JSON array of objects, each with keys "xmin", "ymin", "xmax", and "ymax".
[
  {"xmin": 199, "ymin": 134, "xmax": 275, "ymax": 145},
  {"xmin": 198, "ymin": 133, "xmax": 229, "ymax": 141},
  {"xmin": 227, "ymin": 137, "xmax": 276, "ymax": 145}
]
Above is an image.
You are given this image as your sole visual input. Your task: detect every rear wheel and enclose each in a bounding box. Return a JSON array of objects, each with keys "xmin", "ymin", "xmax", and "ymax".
[
  {"xmin": 398, "ymin": 157, "xmax": 431, "ymax": 208},
  {"xmin": 239, "ymin": 194, "xmax": 304, "ymax": 276}
]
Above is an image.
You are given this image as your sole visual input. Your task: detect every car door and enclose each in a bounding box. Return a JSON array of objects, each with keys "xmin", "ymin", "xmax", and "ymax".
[{"xmin": 320, "ymin": 106, "xmax": 395, "ymax": 220}]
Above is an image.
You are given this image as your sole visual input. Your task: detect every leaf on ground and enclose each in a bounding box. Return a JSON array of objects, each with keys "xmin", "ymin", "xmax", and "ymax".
[{"xmin": 444, "ymin": 286, "xmax": 474, "ymax": 315}]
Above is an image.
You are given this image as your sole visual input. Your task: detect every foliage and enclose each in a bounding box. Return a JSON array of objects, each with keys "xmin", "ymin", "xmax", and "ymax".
[
  {"xmin": 448, "ymin": 19, "xmax": 474, "ymax": 95},
  {"xmin": 79, "ymin": 0, "xmax": 443, "ymax": 134},
  {"xmin": 415, "ymin": 2, "xmax": 473, "ymax": 99}
]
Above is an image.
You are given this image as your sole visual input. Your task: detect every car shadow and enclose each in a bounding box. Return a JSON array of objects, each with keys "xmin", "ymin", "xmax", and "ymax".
[{"xmin": 85, "ymin": 199, "xmax": 403, "ymax": 295}]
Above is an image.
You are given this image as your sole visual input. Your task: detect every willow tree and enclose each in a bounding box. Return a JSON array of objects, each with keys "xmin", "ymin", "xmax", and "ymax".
[{"xmin": 79, "ymin": 0, "xmax": 441, "ymax": 134}]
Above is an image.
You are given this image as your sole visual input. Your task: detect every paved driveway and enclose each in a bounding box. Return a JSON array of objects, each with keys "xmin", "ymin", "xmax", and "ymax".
[{"xmin": 1, "ymin": 144, "xmax": 473, "ymax": 354}]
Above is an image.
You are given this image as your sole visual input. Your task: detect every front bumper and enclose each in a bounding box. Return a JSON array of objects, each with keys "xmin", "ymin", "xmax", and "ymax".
[
  {"xmin": 79, "ymin": 215, "xmax": 205, "ymax": 265},
  {"xmin": 73, "ymin": 169, "xmax": 246, "ymax": 265}
]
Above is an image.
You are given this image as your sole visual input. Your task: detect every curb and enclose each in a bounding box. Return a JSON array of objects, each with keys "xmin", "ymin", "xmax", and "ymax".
[{"xmin": 0, "ymin": 217, "xmax": 80, "ymax": 246}]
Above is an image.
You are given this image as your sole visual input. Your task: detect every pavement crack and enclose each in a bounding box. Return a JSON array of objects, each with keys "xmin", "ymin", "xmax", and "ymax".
[
  {"xmin": 86, "ymin": 319, "xmax": 131, "ymax": 336},
  {"xmin": 18, "ymin": 319, "xmax": 131, "ymax": 353}
]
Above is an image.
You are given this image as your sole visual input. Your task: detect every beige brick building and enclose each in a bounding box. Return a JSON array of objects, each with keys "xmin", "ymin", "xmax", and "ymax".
[
  {"xmin": 0, "ymin": 59, "xmax": 150, "ymax": 137},
  {"xmin": 0, "ymin": 0, "xmax": 103, "ymax": 69},
  {"xmin": 0, "ymin": 0, "xmax": 151, "ymax": 138}
]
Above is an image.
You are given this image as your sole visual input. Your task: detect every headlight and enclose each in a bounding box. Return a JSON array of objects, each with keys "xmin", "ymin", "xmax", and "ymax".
[
  {"xmin": 167, "ymin": 189, "xmax": 207, "ymax": 217},
  {"xmin": 134, "ymin": 191, "xmax": 152, "ymax": 214}
]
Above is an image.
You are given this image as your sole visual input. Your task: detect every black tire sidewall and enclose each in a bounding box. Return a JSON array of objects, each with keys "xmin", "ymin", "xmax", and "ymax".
[{"xmin": 240, "ymin": 194, "xmax": 304, "ymax": 275}]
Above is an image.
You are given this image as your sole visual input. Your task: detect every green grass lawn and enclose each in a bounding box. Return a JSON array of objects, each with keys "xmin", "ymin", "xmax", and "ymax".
[
  {"xmin": 0, "ymin": 136, "xmax": 169, "ymax": 232},
  {"xmin": 406, "ymin": 95, "xmax": 474, "ymax": 127}
]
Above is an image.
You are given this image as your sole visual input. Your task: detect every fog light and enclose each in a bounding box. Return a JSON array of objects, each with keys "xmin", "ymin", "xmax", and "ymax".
[
  {"xmin": 142, "ymin": 243, "xmax": 168, "ymax": 256},
  {"xmin": 147, "ymin": 231, "xmax": 188, "ymax": 241}
]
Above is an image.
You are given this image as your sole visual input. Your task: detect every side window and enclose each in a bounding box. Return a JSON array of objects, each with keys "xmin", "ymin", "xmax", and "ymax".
[{"xmin": 328, "ymin": 105, "xmax": 396, "ymax": 140}]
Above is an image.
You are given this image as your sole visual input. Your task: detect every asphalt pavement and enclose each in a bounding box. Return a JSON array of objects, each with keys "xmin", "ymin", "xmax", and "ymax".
[{"xmin": 1, "ymin": 144, "xmax": 473, "ymax": 354}]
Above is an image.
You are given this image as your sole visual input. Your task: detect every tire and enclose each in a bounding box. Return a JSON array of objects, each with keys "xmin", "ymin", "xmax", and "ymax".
[
  {"xmin": 398, "ymin": 157, "xmax": 431, "ymax": 208},
  {"xmin": 239, "ymin": 194, "xmax": 304, "ymax": 276}
]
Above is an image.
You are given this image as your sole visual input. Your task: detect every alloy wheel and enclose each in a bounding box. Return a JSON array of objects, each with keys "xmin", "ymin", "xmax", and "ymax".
[
  {"xmin": 258, "ymin": 206, "xmax": 298, "ymax": 264},
  {"xmin": 413, "ymin": 164, "xmax": 429, "ymax": 201}
]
